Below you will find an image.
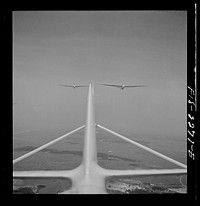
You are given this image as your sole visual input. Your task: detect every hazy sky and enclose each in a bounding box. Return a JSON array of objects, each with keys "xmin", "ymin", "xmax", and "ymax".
[{"xmin": 13, "ymin": 11, "xmax": 187, "ymax": 144}]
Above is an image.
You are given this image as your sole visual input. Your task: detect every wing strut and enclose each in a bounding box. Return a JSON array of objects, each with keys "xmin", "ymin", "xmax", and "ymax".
[
  {"xmin": 97, "ymin": 124, "xmax": 187, "ymax": 169},
  {"xmin": 13, "ymin": 125, "xmax": 85, "ymax": 164}
]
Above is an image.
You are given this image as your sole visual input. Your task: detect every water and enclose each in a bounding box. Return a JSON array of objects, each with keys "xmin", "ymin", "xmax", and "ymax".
[{"xmin": 13, "ymin": 129, "xmax": 187, "ymax": 194}]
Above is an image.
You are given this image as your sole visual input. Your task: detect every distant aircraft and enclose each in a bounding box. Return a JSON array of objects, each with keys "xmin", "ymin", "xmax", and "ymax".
[
  {"xmin": 98, "ymin": 83, "xmax": 147, "ymax": 90},
  {"xmin": 58, "ymin": 84, "xmax": 88, "ymax": 89}
]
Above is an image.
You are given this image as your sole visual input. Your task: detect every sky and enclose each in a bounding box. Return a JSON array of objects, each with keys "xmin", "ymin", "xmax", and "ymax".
[{"xmin": 13, "ymin": 11, "xmax": 187, "ymax": 145}]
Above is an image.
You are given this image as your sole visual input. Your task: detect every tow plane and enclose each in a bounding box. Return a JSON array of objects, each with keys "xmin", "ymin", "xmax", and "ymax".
[{"xmin": 13, "ymin": 81, "xmax": 186, "ymax": 194}]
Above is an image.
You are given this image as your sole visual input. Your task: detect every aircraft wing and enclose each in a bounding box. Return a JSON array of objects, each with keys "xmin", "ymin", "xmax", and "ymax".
[
  {"xmin": 13, "ymin": 169, "xmax": 78, "ymax": 178},
  {"xmin": 59, "ymin": 84, "xmax": 75, "ymax": 87},
  {"xmin": 99, "ymin": 83, "xmax": 123, "ymax": 88},
  {"xmin": 99, "ymin": 83, "xmax": 148, "ymax": 88},
  {"xmin": 125, "ymin": 85, "xmax": 148, "ymax": 88},
  {"xmin": 58, "ymin": 84, "xmax": 88, "ymax": 88},
  {"xmin": 74, "ymin": 85, "xmax": 88, "ymax": 88},
  {"xmin": 102, "ymin": 168, "xmax": 187, "ymax": 177}
]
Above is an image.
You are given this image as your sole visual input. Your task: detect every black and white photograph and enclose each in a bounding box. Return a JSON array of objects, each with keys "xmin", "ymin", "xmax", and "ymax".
[{"xmin": 12, "ymin": 10, "xmax": 190, "ymax": 195}]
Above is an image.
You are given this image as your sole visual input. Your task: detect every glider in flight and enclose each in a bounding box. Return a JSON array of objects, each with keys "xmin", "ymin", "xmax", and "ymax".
[
  {"xmin": 58, "ymin": 84, "xmax": 88, "ymax": 89},
  {"xmin": 98, "ymin": 83, "xmax": 147, "ymax": 90}
]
